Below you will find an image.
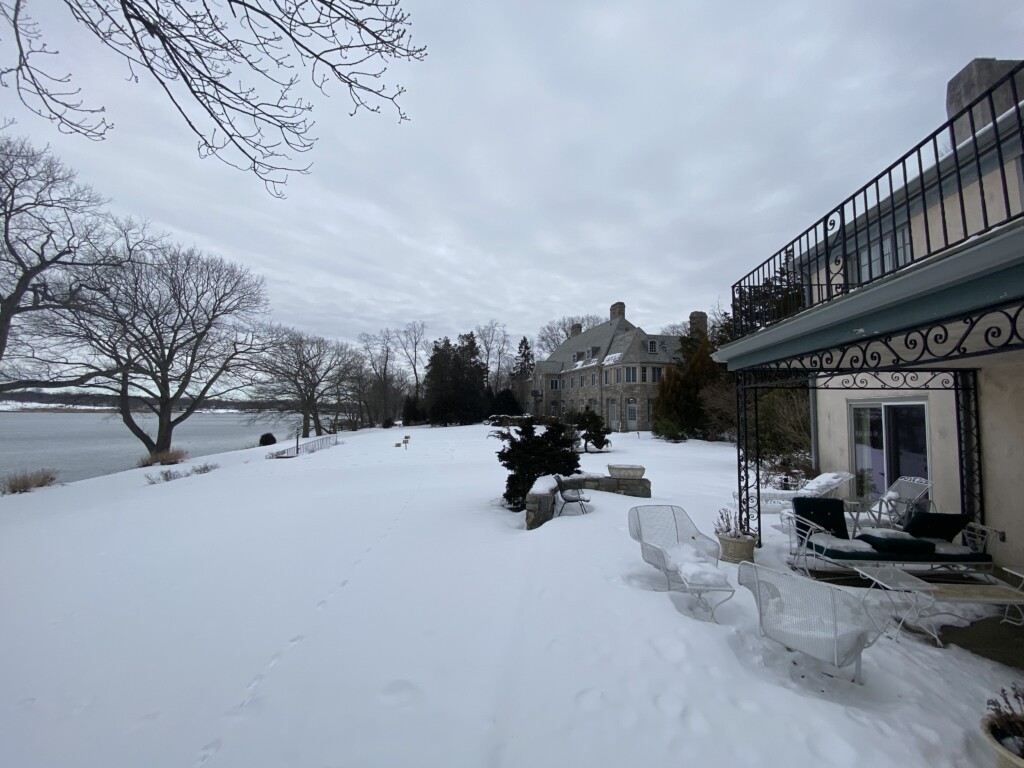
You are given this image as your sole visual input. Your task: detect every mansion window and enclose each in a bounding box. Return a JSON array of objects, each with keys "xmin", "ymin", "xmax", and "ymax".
[
  {"xmin": 550, "ymin": 379, "xmax": 558, "ymax": 391},
  {"xmin": 648, "ymin": 340, "xmax": 657, "ymax": 353},
  {"xmin": 641, "ymin": 367, "xmax": 647, "ymax": 383},
  {"xmin": 652, "ymin": 367, "xmax": 663, "ymax": 383},
  {"xmin": 625, "ymin": 367, "xmax": 637, "ymax": 383}
]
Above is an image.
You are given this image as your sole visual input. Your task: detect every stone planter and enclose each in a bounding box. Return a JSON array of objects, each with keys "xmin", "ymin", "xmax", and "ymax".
[
  {"xmin": 981, "ymin": 715, "xmax": 1024, "ymax": 768},
  {"xmin": 716, "ymin": 534, "xmax": 756, "ymax": 564},
  {"xmin": 607, "ymin": 464, "xmax": 645, "ymax": 479}
]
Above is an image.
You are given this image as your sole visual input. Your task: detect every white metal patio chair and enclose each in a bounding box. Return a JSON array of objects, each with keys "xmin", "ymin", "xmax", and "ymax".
[
  {"xmin": 859, "ymin": 476, "xmax": 933, "ymax": 529},
  {"xmin": 737, "ymin": 561, "xmax": 883, "ymax": 684},
  {"xmin": 734, "ymin": 471, "xmax": 854, "ymax": 509},
  {"xmin": 627, "ymin": 505, "xmax": 734, "ymax": 621}
]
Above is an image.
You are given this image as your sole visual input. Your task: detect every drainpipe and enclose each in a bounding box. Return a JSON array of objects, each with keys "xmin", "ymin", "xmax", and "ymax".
[{"xmin": 809, "ymin": 378, "xmax": 820, "ymax": 471}]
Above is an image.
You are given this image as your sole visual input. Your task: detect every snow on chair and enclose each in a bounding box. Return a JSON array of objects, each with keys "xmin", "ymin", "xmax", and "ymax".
[
  {"xmin": 737, "ymin": 562, "xmax": 883, "ymax": 684},
  {"xmin": 734, "ymin": 471, "xmax": 854, "ymax": 510},
  {"xmin": 873, "ymin": 476, "xmax": 933, "ymax": 529},
  {"xmin": 554, "ymin": 475, "xmax": 591, "ymax": 516},
  {"xmin": 627, "ymin": 505, "xmax": 734, "ymax": 621}
]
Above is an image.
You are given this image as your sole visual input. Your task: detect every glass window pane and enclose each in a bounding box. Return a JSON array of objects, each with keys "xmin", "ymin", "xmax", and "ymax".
[
  {"xmin": 885, "ymin": 404, "xmax": 928, "ymax": 482},
  {"xmin": 853, "ymin": 405, "xmax": 885, "ymax": 498}
]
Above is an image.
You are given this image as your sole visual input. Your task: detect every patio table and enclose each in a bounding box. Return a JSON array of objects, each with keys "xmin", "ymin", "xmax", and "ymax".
[
  {"xmin": 674, "ymin": 562, "xmax": 735, "ymax": 623},
  {"xmin": 854, "ymin": 564, "xmax": 1024, "ymax": 645},
  {"xmin": 1001, "ymin": 566, "xmax": 1024, "ymax": 626}
]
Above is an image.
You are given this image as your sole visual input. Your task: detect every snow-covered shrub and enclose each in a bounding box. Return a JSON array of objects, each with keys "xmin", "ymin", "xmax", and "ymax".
[{"xmin": 492, "ymin": 417, "xmax": 579, "ymax": 510}]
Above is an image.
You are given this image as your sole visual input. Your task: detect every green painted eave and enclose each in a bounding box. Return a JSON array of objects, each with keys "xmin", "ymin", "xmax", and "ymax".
[{"xmin": 714, "ymin": 221, "xmax": 1024, "ymax": 371}]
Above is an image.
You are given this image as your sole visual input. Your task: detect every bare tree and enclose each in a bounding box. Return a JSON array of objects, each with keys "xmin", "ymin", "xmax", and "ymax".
[
  {"xmin": 0, "ymin": 136, "xmax": 151, "ymax": 392},
  {"xmin": 0, "ymin": 1, "xmax": 427, "ymax": 194},
  {"xmin": 396, "ymin": 319, "xmax": 428, "ymax": 399},
  {"xmin": 358, "ymin": 327, "xmax": 398, "ymax": 425},
  {"xmin": 42, "ymin": 243, "xmax": 268, "ymax": 455},
  {"xmin": 474, "ymin": 318, "xmax": 510, "ymax": 392},
  {"xmin": 252, "ymin": 326, "xmax": 360, "ymax": 437},
  {"xmin": 535, "ymin": 314, "xmax": 603, "ymax": 358},
  {"xmin": 660, "ymin": 321, "xmax": 690, "ymax": 337}
]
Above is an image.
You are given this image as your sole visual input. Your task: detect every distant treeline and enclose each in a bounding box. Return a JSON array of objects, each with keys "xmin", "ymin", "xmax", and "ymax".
[{"xmin": 2, "ymin": 391, "xmax": 270, "ymax": 412}]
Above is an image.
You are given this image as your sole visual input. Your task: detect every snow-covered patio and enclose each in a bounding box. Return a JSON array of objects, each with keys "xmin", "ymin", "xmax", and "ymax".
[{"xmin": 1, "ymin": 425, "xmax": 1020, "ymax": 767}]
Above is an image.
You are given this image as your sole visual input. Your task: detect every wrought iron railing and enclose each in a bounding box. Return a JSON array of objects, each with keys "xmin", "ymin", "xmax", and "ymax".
[{"xmin": 731, "ymin": 60, "xmax": 1024, "ymax": 340}]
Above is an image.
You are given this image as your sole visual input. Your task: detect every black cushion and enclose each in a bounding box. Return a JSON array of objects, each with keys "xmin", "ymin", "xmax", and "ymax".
[
  {"xmin": 902, "ymin": 512, "xmax": 972, "ymax": 542},
  {"xmin": 855, "ymin": 533, "xmax": 936, "ymax": 555},
  {"xmin": 793, "ymin": 497, "xmax": 849, "ymax": 539}
]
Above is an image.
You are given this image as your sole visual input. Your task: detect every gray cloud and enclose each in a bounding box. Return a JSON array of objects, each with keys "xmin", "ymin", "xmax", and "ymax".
[{"xmin": 2, "ymin": 0, "xmax": 1022, "ymax": 346}]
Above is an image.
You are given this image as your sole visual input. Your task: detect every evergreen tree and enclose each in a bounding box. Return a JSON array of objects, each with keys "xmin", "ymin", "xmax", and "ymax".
[
  {"xmin": 652, "ymin": 365, "xmax": 689, "ymax": 441},
  {"xmin": 512, "ymin": 336, "xmax": 535, "ymax": 380},
  {"xmin": 401, "ymin": 394, "xmax": 426, "ymax": 425},
  {"xmin": 492, "ymin": 417, "xmax": 580, "ymax": 510},
  {"xmin": 573, "ymin": 408, "xmax": 611, "ymax": 452},
  {"xmin": 651, "ymin": 323, "xmax": 733, "ymax": 442},
  {"xmin": 423, "ymin": 333, "xmax": 488, "ymax": 425},
  {"xmin": 491, "ymin": 388, "xmax": 523, "ymax": 416}
]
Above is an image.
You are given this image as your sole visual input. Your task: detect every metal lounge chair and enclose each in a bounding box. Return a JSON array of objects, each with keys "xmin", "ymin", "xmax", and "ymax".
[
  {"xmin": 737, "ymin": 561, "xmax": 883, "ymax": 684},
  {"xmin": 735, "ymin": 471, "xmax": 854, "ymax": 510},
  {"xmin": 627, "ymin": 505, "xmax": 734, "ymax": 621},
  {"xmin": 554, "ymin": 474, "xmax": 590, "ymax": 516},
  {"xmin": 878, "ymin": 476, "xmax": 933, "ymax": 528}
]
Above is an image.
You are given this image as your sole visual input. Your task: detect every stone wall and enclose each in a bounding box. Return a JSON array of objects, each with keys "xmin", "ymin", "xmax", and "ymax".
[{"xmin": 525, "ymin": 474, "xmax": 651, "ymax": 530}]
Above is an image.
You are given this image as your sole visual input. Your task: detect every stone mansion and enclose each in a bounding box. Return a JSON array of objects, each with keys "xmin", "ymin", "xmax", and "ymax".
[{"xmin": 531, "ymin": 302, "xmax": 702, "ymax": 431}]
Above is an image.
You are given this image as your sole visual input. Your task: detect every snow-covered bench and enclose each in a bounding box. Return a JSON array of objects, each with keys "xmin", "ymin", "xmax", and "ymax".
[{"xmin": 737, "ymin": 562, "xmax": 883, "ymax": 683}]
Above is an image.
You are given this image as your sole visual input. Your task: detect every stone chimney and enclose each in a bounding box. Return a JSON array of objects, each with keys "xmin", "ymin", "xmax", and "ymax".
[
  {"xmin": 946, "ymin": 58, "xmax": 1024, "ymax": 146},
  {"xmin": 689, "ymin": 310, "xmax": 708, "ymax": 340},
  {"xmin": 570, "ymin": 322, "xmax": 582, "ymax": 338},
  {"xmin": 610, "ymin": 302, "xmax": 626, "ymax": 321}
]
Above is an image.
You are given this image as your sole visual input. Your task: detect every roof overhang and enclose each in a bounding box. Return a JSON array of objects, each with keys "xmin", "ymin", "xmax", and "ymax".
[{"xmin": 714, "ymin": 220, "xmax": 1024, "ymax": 371}]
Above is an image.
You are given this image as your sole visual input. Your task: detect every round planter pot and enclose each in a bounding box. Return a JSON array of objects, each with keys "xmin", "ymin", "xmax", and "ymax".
[
  {"xmin": 607, "ymin": 464, "xmax": 645, "ymax": 479},
  {"xmin": 981, "ymin": 715, "xmax": 1024, "ymax": 768},
  {"xmin": 717, "ymin": 534, "xmax": 756, "ymax": 564}
]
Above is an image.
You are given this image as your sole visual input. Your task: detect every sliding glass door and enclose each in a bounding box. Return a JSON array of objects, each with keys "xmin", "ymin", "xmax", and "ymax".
[{"xmin": 851, "ymin": 402, "xmax": 928, "ymax": 499}]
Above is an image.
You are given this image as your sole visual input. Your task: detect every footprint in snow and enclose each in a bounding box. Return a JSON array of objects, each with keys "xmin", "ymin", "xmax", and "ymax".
[{"xmin": 378, "ymin": 680, "xmax": 421, "ymax": 707}]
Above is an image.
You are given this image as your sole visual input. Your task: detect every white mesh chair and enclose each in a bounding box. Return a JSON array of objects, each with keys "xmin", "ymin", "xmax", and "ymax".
[
  {"xmin": 627, "ymin": 506, "xmax": 734, "ymax": 619},
  {"xmin": 863, "ymin": 476, "xmax": 933, "ymax": 529},
  {"xmin": 737, "ymin": 562, "xmax": 883, "ymax": 684}
]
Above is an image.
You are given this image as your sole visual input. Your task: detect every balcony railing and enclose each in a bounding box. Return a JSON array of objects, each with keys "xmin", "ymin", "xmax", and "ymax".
[{"xmin": 731, "ymin": 60, "xmax": 1024, "ymax": 340}]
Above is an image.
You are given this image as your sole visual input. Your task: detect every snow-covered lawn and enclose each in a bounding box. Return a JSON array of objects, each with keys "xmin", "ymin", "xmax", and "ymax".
[{"xmin": 1, "ymin": 425, "xmax": 1020, "ymax": 767}]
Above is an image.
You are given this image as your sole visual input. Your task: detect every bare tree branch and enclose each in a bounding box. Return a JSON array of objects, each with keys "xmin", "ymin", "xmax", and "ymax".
[{"xmin": 0, "ymin": 1, "xmax": 427, "ymax": 195}]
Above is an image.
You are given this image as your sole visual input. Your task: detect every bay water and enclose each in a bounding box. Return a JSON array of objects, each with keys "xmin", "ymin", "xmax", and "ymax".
[{"xmin": 0, "ymin": 411, "xmax": 296, "ymax": 484}]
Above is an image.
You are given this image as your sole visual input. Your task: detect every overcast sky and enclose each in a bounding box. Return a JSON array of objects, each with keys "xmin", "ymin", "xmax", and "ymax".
[{"xmin": 2, "ymin": 1, "xmax": 1023, "ymax": 348}]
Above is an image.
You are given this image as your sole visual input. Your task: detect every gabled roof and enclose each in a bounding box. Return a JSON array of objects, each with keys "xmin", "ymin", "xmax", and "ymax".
[
  {"xmin": 542, "ymin": 319, "xmax": 682, "ymax": 374},
  {"xmin": 545, "ymin": 317, "xmax": 636, "ymax": 368}
]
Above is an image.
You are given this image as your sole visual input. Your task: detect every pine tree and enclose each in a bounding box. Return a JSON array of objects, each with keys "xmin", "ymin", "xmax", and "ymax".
[
  {"xmin": 512, "ymin": 337, "xmax": 534, "ymax": 380},
  {"xmin": 491, "ymin": 418, "xmax": 580, "ymax": 509},
  {"xmin": 423, "ymin": 333, "xmax": 489, "ymax": 425}
]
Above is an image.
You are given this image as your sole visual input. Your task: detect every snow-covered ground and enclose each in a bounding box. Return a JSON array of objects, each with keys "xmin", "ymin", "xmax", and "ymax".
[{"xmin": 1, "ymin": 425, "xmax": 1020, "ymax": 767}]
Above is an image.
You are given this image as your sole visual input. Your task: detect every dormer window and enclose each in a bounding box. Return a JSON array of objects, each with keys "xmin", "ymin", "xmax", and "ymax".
[
  {"xmin": 585, "ymin": 348, "xmax": 592, "ymax": 360},
  {"xmin": 571, "ymin": 352, "xmax": 577, "ymax": 363},
  {"xmin": 648, "ymin": 340, "xmax": 658, "ymax": 353}
]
